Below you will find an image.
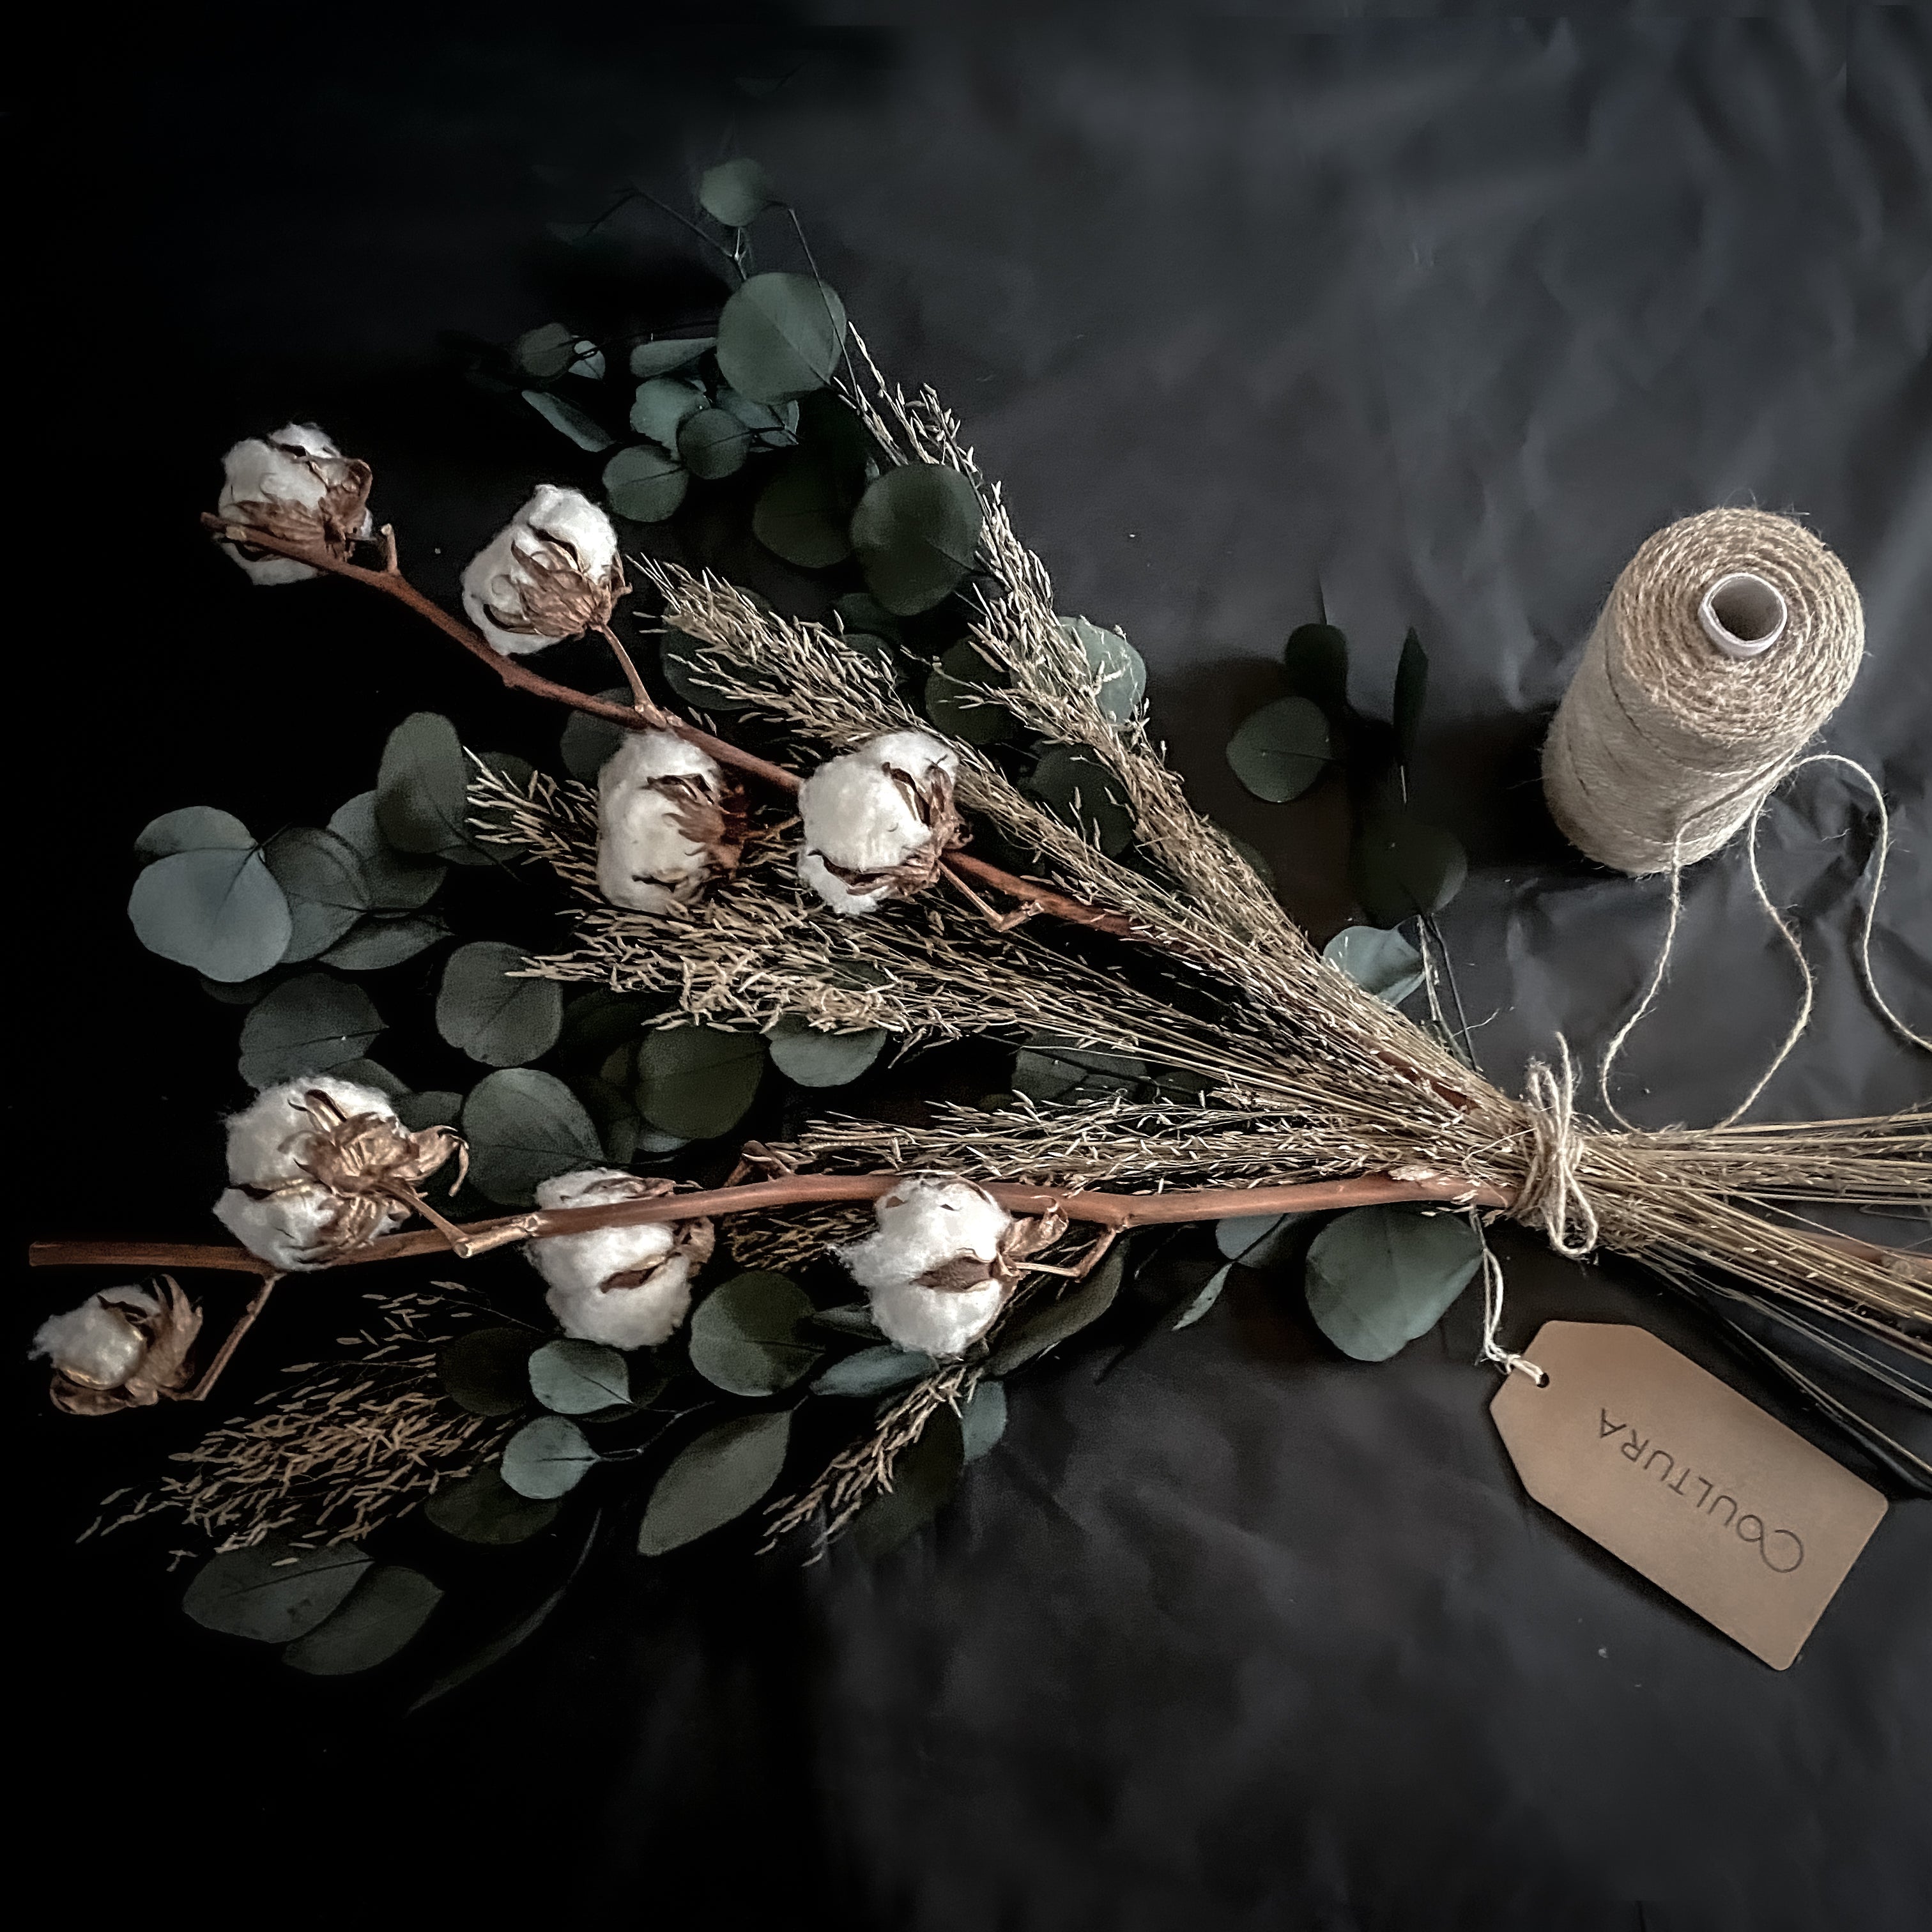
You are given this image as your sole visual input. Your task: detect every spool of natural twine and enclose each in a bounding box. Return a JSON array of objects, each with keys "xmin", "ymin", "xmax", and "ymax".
[{"xmin": 1542, "ymin": 508, "xmax": 1864, "ymax": 875}]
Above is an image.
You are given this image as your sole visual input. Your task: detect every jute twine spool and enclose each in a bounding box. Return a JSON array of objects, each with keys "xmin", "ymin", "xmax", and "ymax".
[{"xmin": 1542, "ymin": 508, "xmax": 1864, "ymax": 875}]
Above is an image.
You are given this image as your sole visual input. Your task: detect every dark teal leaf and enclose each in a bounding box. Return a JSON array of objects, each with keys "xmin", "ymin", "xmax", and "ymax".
[
  {"xmin": 924, "ymin": 640, "xmax": 1012, "ymax": 745},
  {"xmin": 809, "ymin": 1302, "xmax": 884, "ymax": 1339},
  {"xmin": 1350, "ymin": 813, "xmax": 1468, "ymax": 926},
  {"xmin": 134, "ymin": 806, "xmax": 253, "ymax": 862},
  {"xmin": 438, "ymin": 1327, "xmax": 539, "ymax": 1416},
  {"xmin": 958, "ymin": 1379, "xmax": 1007, "ymax": 1462},
  {"xmin": 715, "ymin": 272, "xmax": 847, "ymax": 403},
  {"xmin": 1226, "ymin": 696, "xmax": 1332, "ymax": 803},
  {"xmin": 1323, "ymin": 925, "xmax": 1425, "ymax": 1006},
  {"xmin": 1393, "ymin": 629, "xmax": 1429, "ymax": 765},
  {"xmin": 1171, "ymin": 1263, "xmax": 1233, "ymax": 1331},
  {"xmin": 660, "ymin": 631, "xmax": 753, "ymax": 712},
  {"xmin": 698, "ymin": 157, "xmax": 778, "ymax": 227},
  {"xmin": 1213, "ymin": 1213, "xmax": 1307, "ymax": 1268},
  {"xmin": 753, "ymin": 448, "xmax": 855, "ymax": 568},
  {"xmin": 811, "ymin": 1344, "xmax": 937, "ymax": 1398},
  {"xmin": 767, "ymin": 1016, "xmax": 887, "ymax": 1087},
  {"xmin": 635, "ymin": 1025, "xmax": 765, "ymax": 1139},
  {"xmin": 851, "ymin": 1406, "xmax": 962, "ymax": 1558},
  {"xmin": 183, "ymin": 1541, "xmax": 371, "ymax": 1642},
  {"xmin": 199, "ymin": 969, "xmax": 282, "ymax": 1006},
  {"xmin": 376, "ymin": 714, "xmax": 479, "ymax": 864},
  {"xmin": 523, "ymin": 388, "xmax": 613, "ymax": 452},
  {"xmin": 629, "ymin": 375, "xmax": 706, "ymax": 448},
  {"xmin": 1060, "ymin": 615, "xmax": 1146, "ymax": 724},
  {"xmin": 1304, "ymin": 1205, "xmax": 1483, "ymax": 1362},
  {"xmin": 501, "ymin": 1414, "xmax": 597, "ymax": 1499},
  {"xmin": 985, "ymin": 1247, "xmax": 1126, "ymax": 1375},
  {"xmin": 436, "ymin": 940, "xmax": 563, "ymax": 1068},
  {"xmin": 424, "ymin": 1464, "xmax": 560, "ymax": 1544},
  {"xmin": 688, "ymin": 1271, "xmax": 821, "ymax": 1397},
  {"xmin": 237, "ymin": 973, "xmax": 382, "ymax": 1087},
  {"xmin": 834, "ymin": 592, "xmax": 902, "ymax": 641},
  {"xmin": 558, "ymin": 686, "xmax": 634, "ymax": 781},
  {"xmin": 264, "ymin": 826, "xmax": 371, "ymax": 962},
  {"xmin": 463, "ymin": 1068, "xmax": 604, "ymax": 1207},
  {"xmin": 327, "ymin": 791, "xmax": 447, "ymax": 910},
  {"xmin": 528, "ymin": 1339, "xmax": 630, "ymax": 1414},
  {"xmin": 638, "ymin": 1411, "xmax": 792, "ymax": 1554},
  {"xmin": 514, "ymin": 322, "xmax": 576, "ymax": 379},
  {"xmin": 282, "ymin": 1565, "xmax": 441, "ymax": 1676},
  {"xmin": 678, "ymin": 405, "xmax": 752, "ymax": 480},
  {"xmin": 718, "ymin": 388, "xmax": 794, "ymax": 435},
  {"xmin": 850, "ymin": 463, "xmax": 983, "ymax": 616},
  {"xmin": 395, "ymin": 1089, "xmax": 463, "ymax": 1131},
  {"xmin": 1012, "ymin": 1036, "xmax": 1146, "ymax": 1103},
  {"xmin": 329, "ymin": 1056, "xmax": 407, "ymax": 1098},
  {"xmin": 130, "ymin": 846, "xmax": 291, "ymax": 983},
  {"xmin": 629, "ymin": 337, "xmax": 714, "ymax": 379},
  {"xmin": 602, "ymin": 443, "xmax": 688, "ymax": 523},
  {"xmin": 321, "ymin": 912, "xmax": 450, "ymax": 972},
  {"xmin": 1029, "ymin": 746, "xmax": 1134, "ymax": 855},
  {"xmin": 1283, "ymin": 623, "xmax": 1350, "ymax": 712}
]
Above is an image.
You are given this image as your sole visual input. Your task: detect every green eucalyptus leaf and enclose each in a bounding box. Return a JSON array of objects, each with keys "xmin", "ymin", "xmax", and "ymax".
[
  {"xmin": 834, "ymin": 592, "xmax": 901, "ymax": 640},
  {"xmin": 1218, "ymin": 826, "xmax": 1276, "ymax": 888},
  {"xmin": 985, "ymin": 1247, "xmax": 1126, "ymax": 1375},
  {"xmin": 436, "ymin": 940, "xmax": 564, "ymax": 1068},
  {"xmin": 809, "ymin": 1302, "xmax": 884, "ymax": 1339},
  {"xmin": 528, "ymin": 1339, "xmax": 630, "ymax": 1414},
  {"xmin": 572, "ymin": 1071, "xmax": 643, "ymax": 1167},
  {"xmin": 850, "ymin": 463, "xmax": 983, "ymax": 617},
  {"xmin": 237, "ymin": 973, "xmax": 382, "ymax": 1087},
  {"xmin": 753, "ymin": 448, "xmax": 856, "ymax": 568},
  {"xmin": 558, "ymin": 687, "xmax": 633, "ymax": 781},
  {"xmin": 811, "ymin": 1344, "xmax": 937, "ymax": 1398},
  {"xmin": 638, "ymin": 1411, "xmax": 791, "ymax": 1554},
  {"xmin": 1351, "ymin": 812, "xmax": 1468, "ymax": 927},
  {"xmin": 514, "ymin": 321, "xmax": 576, "ymax": 379},
  {"xmin": 199, "ymin": 969, "xmax": 282, "ymax": 1006},
  {"xmin": 1059, "ymin": 615, "xmax": 1146, "ymax": 724},
  {"xmin": 320, "ymin": 912, "xmax": 450, "ymax": 972},
  {"xmin": 715, "ymin": 272, "xmax": 847, "ymax": 403},
  {"xmin": 329, "ymin": 1056, "xmax": 407, "ymax": 1098},
  {"xmin": 718, "ymin": 388, "xmax": 793, "ymax": 435},
  {"xmin": 678, "ymin": 405, "xmax": 752, "ymax": 480},
  {"xmin": 1012, "ymin": 1037, "xmax": 1146, "ymax": 1103},
  {"xmin": 924, "ymin": 640, "xmax": 1013, "ymax": 745},
  {"xmin": 463, "ymin": 1068, "xmax": 604, "ymax": 1206},
  {"xmin": 851, "ymin": 1406, "xmax": 963, "ymax": 1558},
  {"xmin": 630, "ymin": 375, "xmax": 707, "ymax": 447},
  {"xmin": 687, "ymin": 1270, "xmax": 821, "ymax": 1397},
  {"xmin": 1283, "ymin": 623, "xmax": 1350, "ymax": 712},
  {"xmin": 767, "ymin": 1016, "xmax": 887, "ymax": 1088},
  {"xmin": 958, "ymin": 1379, "xmax": 1008, "ymax": 1462},
  {"xmin": 129, "ymin": 846, "xmax": 291, "ymax": 983},
  {"xmin": 1226, "ymin": 696, "xmax": 1332, "ymax": 803},
  {"xmin": 327, "ymin": 792, "xmax": 447, "ymax": 910},
  {"xmin": 1323, "ymin": 925, "xmax": 1425, "ymax": 1006},
  {"xmin": 1213, "ymin": 1212, "xmax": 1307, "ymax": 1268},
  {"xmin": 134, "ymin": 806, "xmax": 254, "ymax": 862},
  {"xmin": 698, "ymin": 157, "xmax": 778, "ymax": 227},
  {"xmin": 1172, "ymin": 1263, "xmax": 1233, "ymax": 1331},
  {"xmin": 602, "ymin": 443, "xmax": 689, "ymax": 523},
  {"xmin": 376, "ymin": 714, "xmax": 479, "ymax": 864},
  {"xmin": 264, "ymin": 826, "xmax": 371, "ymax": 961},
  {"xmin": 635, "ymin": 1025, "xmax": 765, "ymax": 1139},
  {"xmin": 439, "ymin": 1326, "xmax": 540, "ymax": 1417},
  {"xmin": 629, "ymin": 337, "xmax": 714, "ymax": 379},
  {"xmin": 659, "ymin": 630, "xmax": 753, "ymax": 712},
  {"xmin": 523, "ymin": 388, "xmax": 613, "ymax": 452},
  {"xmin": 283, "ymin": 1565, "xmax": 441, "ymax": 1676},
  {"xmin": 424, "ymin": 1464, "xmax": 560, "ymax": 1544},
  {"xmin": 1029, "ymin": 746, "xmax": 1134, "ymax": 855},
  {"xmin": 1393, "ymin": 628, "xmax": 1429, "ymax": 765},
  {"xmin": 501, "ymin": 1414, "xmax": 597, "ymax": 1499},
  {"xmin": 183, "ymin": 1541, "xmax": 371, "ymax": 1642},
  {"xmin": 395, "ymin": 1089, "xmax": 463, "ymax": 1131},
  {"xmin": 567, "ymin": 342, "xmax": 605, "ymax": 381},
  {"xmin": 555, "ymin": 990, "xmax": 651, "ymax": 1065},
  {"xmin": 1304, "ymin": 1205, "xmax": 1483, "ymax": 1362}
]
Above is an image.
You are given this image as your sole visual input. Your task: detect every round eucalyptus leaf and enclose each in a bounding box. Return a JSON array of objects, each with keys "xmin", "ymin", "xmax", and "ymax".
[
  {"xmin": 687, "ymin": 1270, "xmax": 821, "ymax": 1397},
  {"xmin": 463, "ymin": 1068, "xmax": 604, "ymax": 1206},
  {"xmin": 719, "ymin": 388, "xmax": 793, "ymax": 436},
  {"xmin": 715, "ymin": 272, "xmax": 847, "ymax": 403},
  {"xmin": 1029, "ymin": 746, "xmax": 1135, "ymax": 855},
  {"xmin": 555, "ymin": 990, "xmax": 652, "ymax": 1065},
  {"xmin": 1393, "ymin": 628, "xmax": 1429, "ymax": 765},
  {"xmin": 528, "ymin": 1339, "xmax": 631, "ymax": 1415},
  {"xmin": 567, "ymin": 342, "xmax": 605, "ymax": 381},
  {"xmin": 834, "ymin": 592, "xmax": 902, "ymax": 641},
  {"xmin": 1213, "ymin": 1212, "xmax": 1307, "ymax": 1268},
  {"xmin": 985, "ymin": 1247, "xmax": 1126, "ymax": 1376},
  {"xmin": 809, "ymin": 1302, "xmax": 883, "ymax": 1340},
  {"xmin": 514, "ymin": 321, "xmax": 576, "ymax": 379},
  {"xmin": 753, "ymin": 450, "xmax": 856, "ymax": 568},
  {"xmin": 659, "ymin": 631, "xmax": 753, "ymax": 712},
  {"xmin": 129, "ymin": 846, "xmax": 291, "ymax": 983},
  {"xmin": 1282, "ymin": 623, "xmax": 1350, "ymax": 712},
  {"xmin": 1304, "ymin": 1205, "xmax": 1483, "ymax": 1362},
  {"xmin": 1171, "ymin": 1263, "xmax": 1233, "ymax": 1331},
  {"xmin": 1218, "ymin": 825, "xmax": 1276, "ymax": 887},
  {"xmin": 558, "ymin": 686, "xmax": 634, "ymax": 780},
  {"xmin": 327, "ymin": 792, "xmax": 447, "ymax": 910},
  {"xmin": 767, "ymin": 1016, "xmax": 887, "ymax": 1087},
  {"xmin": 199, "ymin": 969, "xmax": 282, "ymax": 1006},
  {"xmin": 602, "ymin": 443, "xmax": 689, "ymax": 523},
  {"xmin": 183, "ymin": 1540, "xmax": 371, "ymax": 1643},
  {"xmin": 678, "ymin": 406, "xmax": 752, "ymax": 480},
  {"xmin": 376, "ymin": 713, "xmax": 475, "ymax": 862},
  {"xmin": 698, "ymin": 157, "xmax": 778, "ymax": 227},
  {"xmin": 282, "ymin": 1565, "xmax": 442, "ymax": 1676},
  {"xmin": 638, "ymin": 1411, "xmax": 792, "ymax": 1556},
  {"xmin": 329, "ymin": 1056, "xmax": 408, "ymax": 1098},
  {"xmin": 1226, "ymin": 696, "xmax": 1332, "ymax": 803},
  {"xmin": 1012, "ymin": 1038, "xmax": 1146, "ymax": 1103},
  {"xmin": 852, "ymin": 1406, "xmax": 963, "ymax": 1559},
  {"xmin": 958, "ymin": 1379, "xmax": 1007, "ymax": 1463},
  {"xmin": 1323, "ymin": 925, "xmax": 1425, "ymax": 1006},
  {"xmin": 811, "ymin": 1344, "xmax": 937, "ymax": 1399},
  {"xmin": 850, "ymin": 463, "xmax": 983, "ymax": 616},
  {"xmin": 629, "ymin": 336, "xmax": 714, "ymax": 379},
  {"xmin": 630, "ymin": 376, "xmax": 706, "ymax": 448},
  {"xmin": 424, "ymin": 1464, "xmax": 560, "ymax": 1544},
  {"xmin": 635, "ymin": 1025, "xmax": 766, "ymax": 1139},
  {"xmin": 436, "ymin": 940, "xmax": 563, "ymax": 1068},
  {"xmin": 395, "ymin": 1089, "xmax": 464, "ymax": 1132},
  {"xmin": 924, "ymin": 641, "xmax": 1012, "ymax": 745},
  {"xmin": 264, "ymin": 826, "xmax": 371, "ymax": 961},
  {"xmin": 523, "ymin": 388, "xmax": 613, "ymax": 452},
  {"xmin": 1351, "ymin": 813, "xmax": 1468, "ymax": 927},
  {"xmin": 440, "ymin": 1326, "xmax": 540, "ymax": 1417},
  {"xmin": 1059, "ymin": 615, "xmax": 1146, "ymax": 724},
  {"xmin": 321, "ymin": 912, "xmax": 450, "ymax": 972},
  {"xmin": 237, "ymin": 972, "xmax": 382, "ymax": 1087},
  {"xmin": 134, "ymin": 806, "xmax": 254, "ymax": 862},
  {"xmin": 501, "ymin": 1414, "xmax": 597, "ymax": 1499}
]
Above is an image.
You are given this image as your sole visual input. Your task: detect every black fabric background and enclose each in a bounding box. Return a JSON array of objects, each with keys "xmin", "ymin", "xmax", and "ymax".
[{"xmin": 17, "ymin": 8, "xmax": 1931, "ymax": 1929}]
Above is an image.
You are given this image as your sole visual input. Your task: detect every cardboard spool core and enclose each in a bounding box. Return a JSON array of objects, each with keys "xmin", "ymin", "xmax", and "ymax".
[{"xmin": 1698, "ymin": 571, "xmax": 1788, "ymax": 659}]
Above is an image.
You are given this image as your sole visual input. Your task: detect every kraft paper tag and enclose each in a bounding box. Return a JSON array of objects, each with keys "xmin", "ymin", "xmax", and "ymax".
[{"xmin": 1491, "ymin": 1321, "xmax": 1887, "ymax": 1669}]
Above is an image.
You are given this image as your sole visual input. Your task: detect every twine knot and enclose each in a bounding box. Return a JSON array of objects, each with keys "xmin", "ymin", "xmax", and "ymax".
[{"xmin": 1518, "ymin": 1037, "xmax": 1600, "ymax": 1261}]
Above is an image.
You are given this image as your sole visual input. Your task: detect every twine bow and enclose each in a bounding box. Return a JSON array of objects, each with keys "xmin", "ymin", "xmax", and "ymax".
[{"xmin": 1517, "ymin": 1036, "xmax": 1600, "ymax": 1262}]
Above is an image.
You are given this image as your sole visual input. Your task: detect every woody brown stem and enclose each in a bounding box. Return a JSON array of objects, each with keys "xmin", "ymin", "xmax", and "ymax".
[{"xmin": 181, "ymin": 1276, "xmax": 278, "ymax": 1403}]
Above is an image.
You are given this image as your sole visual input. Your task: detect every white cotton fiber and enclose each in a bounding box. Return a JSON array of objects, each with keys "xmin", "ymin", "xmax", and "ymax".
[
  {"xmin": 530, "ymin": 1169, "xmax": 695, "ymax": 1349},
  {"xmin": 596, "ymin": 731, "xmax": 723, "ymax": 914},
  {"xmin": 839, "ymin": 1177, "xmax": 1014, "ymax": 1357},
  {"xmin": 225, "ymin": 1076, "xmax": 402, "ymax": 1188},
  {"xmin": 214, "ymin": 1184, "xmax": 371, "ymax": 1273},
  {"xmin": 797, "ymin": 730, "xmax": 959, "ymax": 917},
  {"xmin": 31, "ymin": 1288, "xmax": 158, "ymax": 1388},
  {"xmin": 868, "ymin": 1276, "xmax": 1008, "ymax": 1357},
  {"xmin": 461, "ymin": 484, "xmax": 621, "ymax": 656},
  {"xmin": 217, "ymin": 423, "xmax": 370, "ymax": 585}
]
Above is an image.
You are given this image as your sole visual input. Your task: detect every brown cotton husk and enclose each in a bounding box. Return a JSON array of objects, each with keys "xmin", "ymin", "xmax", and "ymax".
[{"xmin": 50, "ymin": 1278, "xmax": 204, "ymax": 1418}]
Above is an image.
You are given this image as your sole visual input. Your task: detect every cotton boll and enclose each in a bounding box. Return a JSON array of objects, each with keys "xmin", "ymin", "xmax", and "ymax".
[
  {"xmin": 214, "ymin": 1184, "xmax": 383, "ymax": 1274},
  {"xmin": 225, "ymin": 1076, "xmax": 403, "ymax": 1189},
  {"xmin": 529, "ymin": 1169, "xmax": 712, "ymax": 1348},
  {"xmin": 839, "ymin": 1177, "xmax": 1016, "ymax": 1358},
  {"xmin": 461, "ymin": 485, "xmax": 626, "ymax": 656},
  {"xmin": 869, "ymin": 1276, "xmax": 1008, "ymax": 1357},
  {"xmin": 216, "ymin": 423, "xmax": 374, "ymax": 585},
  {"xmin": 797, "ymin": 730, "xmax": 963, "ymax": 916},
  {"xmin": 595, "ymin": 730, "xmax": 743, "ymax": 913},
  {"xmin": 31, "ymin": 1289, "xmax": 159, "ymax": 1390}
]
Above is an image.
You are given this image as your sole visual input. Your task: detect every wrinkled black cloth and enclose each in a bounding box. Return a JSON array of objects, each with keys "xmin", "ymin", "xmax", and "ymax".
[{"xmin": 18, "ymin": 9, "xmax": 1929, "ymax": 1929}]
